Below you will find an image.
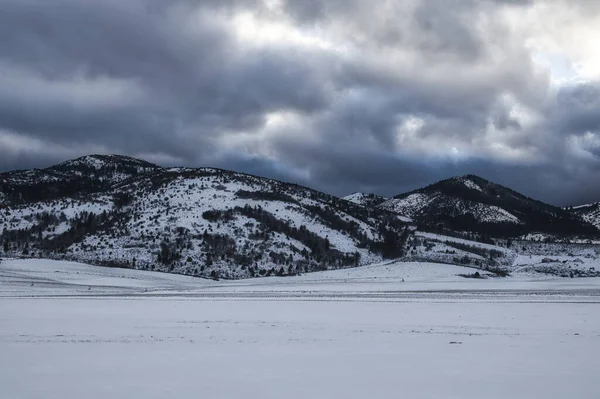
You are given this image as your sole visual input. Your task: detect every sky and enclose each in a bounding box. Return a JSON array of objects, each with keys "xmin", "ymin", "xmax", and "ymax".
[{"xmin": 1, "ymin": 0, "xmax": 599, "ymax": 206}]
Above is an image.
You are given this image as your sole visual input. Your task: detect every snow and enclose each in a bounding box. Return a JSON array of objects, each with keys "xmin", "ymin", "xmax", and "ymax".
[
  {"xmin": 1, "ymin": 258, "xmax": 599, "ymax": 399},
  {"xmin": 461, "ymin": 178, "xmax": 483, "ymax": 192},
  {"xmin": 519, "ymin": 232, "xmax": 556, "ymax": 241},
  {"xmin": 0, "ymin": 259, "xmax": 209, "ymax": 296},
  {"xmin": 570, "ymin": 202, "xmax": 600, "ymax": 228},
  {"xmin": 571, "ymin": 202, "xmax": 597, "ymax": 210},
  {"xmin": 475, "ymin": 204, "xmax": 521, "ymax": 223},
  {"xmin": 381, "ymin": 193, "xmax": 520, "ymax": 224},
  {"xmin": 5, "ymin": 258, "xmax": 600, "ymax": 296},
  {"xmin": 380, "ymin": 193, "xmax": 434, "ymax": 217},
  {"xmin": 379, "ymin": 187, "xmax": 523, "ymax": 224},
  {"xmin": 0, "ymin": 198, "xmax": 113, "ymax": 233},
  {"xmin": 342, "ymin": 192, "xmax": 387, "ymax": 207},
  {"xmin": 343, "ymin": 192, "xmax": 369, "ymax": 204}
]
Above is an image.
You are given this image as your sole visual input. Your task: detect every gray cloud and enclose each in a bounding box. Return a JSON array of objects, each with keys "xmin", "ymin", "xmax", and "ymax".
[
  {"xmin": 0, "ymin": 0, "xmax": 599, "ymax": 206},
  {"xmin": 555, "ymin": 83, "xmax": 600, "ymax": 136}
]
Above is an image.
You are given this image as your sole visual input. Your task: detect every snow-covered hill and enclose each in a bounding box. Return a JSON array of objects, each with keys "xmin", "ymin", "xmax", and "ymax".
[
  {"xmin": 1, "ymin": 156, "xmax": 409, "ymax": 279},
  {"xmin": 379, "ymin": 175, "xmax": 598, "ymax": 238},
  {"xmin": 3, "ymin": 156, "xmax": 600, "ymax": 280},
  {"xmin": 343, "ymin": 192, "xmax": 388, "ymax": 208},
  {"xmin": 569, "ymin": 202, "xmax": 600, "ymax": 229}
]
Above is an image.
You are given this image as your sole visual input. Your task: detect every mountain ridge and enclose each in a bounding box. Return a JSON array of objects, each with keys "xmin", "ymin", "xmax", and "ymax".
[
  {"xmin": 1, "ymin": 155, "xmax": 409, "ymax": 279},
  {"xmin": 378, "ymin": 174, "xmax": 598, "ymax": 238},
  {"xmin": 1, "ymin": 155, "xmax": 599, "ymax": 280}
]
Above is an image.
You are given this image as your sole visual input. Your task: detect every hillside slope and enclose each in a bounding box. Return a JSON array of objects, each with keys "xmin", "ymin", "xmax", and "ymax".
[
  {"xmin": 343, "ymin": 193, "xmax": 388, "ymax": 208},
  {"xmin": 0, "ymin": 155, "xmax": 159, "ymax": 206},
  {"xmin": 0, "ymin": 156, "xmax": 409, "ymax": 279},
  {"xmin": 379, "ymin": 175, "xmax": 598, "ymax": 238},
  {"xmin": 569, "ymin": 203, "xmax": 600, "ymax": 229}
]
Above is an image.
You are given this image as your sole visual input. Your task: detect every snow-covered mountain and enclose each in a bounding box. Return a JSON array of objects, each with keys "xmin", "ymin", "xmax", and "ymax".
[
  {"xmin": 3, "ymin": 156, "xmax": 599, "ymax": 280},
  {"xmin": 343, "ymin": 192, "xmax": 387, "ymax": 208},
  {"xmin": 569, "ymin": 203, "xmax": 600, "ymax": 229},
  {"xmin": 379, "ymin": 175, "xmax": 598, "ymax": 238},
  {"xmin": 0, "ymin": 155, "xmax": 409, "ymax": 279}
]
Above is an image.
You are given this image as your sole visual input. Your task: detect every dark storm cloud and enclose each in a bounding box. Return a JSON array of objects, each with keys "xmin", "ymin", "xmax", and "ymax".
[
  {"xmin": 555, "ymin": 83, "xmax": 600, "ymax": 136},
  {"xmin": 0, "ymin": 0, "xmax": 329, "ymax": 152},
  {"xmin": 0, "ymin": 0, "xmax": 599, "ymax": 206}
]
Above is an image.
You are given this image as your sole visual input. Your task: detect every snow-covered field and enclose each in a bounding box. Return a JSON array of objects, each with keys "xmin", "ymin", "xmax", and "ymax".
[{"xmin": 1, "ymin": 259, "xmax": 600, "ymax": 398}]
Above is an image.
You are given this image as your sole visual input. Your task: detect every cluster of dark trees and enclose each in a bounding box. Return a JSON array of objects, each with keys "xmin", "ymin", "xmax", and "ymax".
[
  {"xmin": 202, "ymin": 209, "xmax": 236, "ymax": 223},
  {"xmin": 200, "ymin": 231, "xmax": 237, "ymax": 264},
  {"xmin": 305, "ymin": 205, "xmax": 366, "ymax": 242},
  {"xmin": 235, "ymin": 190, "xmax": 298, "ymax": 204},
  {"xmin": 113, "ymin": 192, "xmax": 135, "ymax": 209},
  {"xmin": 238, "ymin": 204, "xmax": 408, "ymax": 263},
  {"xmin": 434, "ymin": 211, "xmax": 598, "ymax": 238},
  {"xmin": 0, "ymin": 177, "xmax": 110, "ymax": 205},
  {"xmin": 237, "ymin": 204, "xmax": 345, "ymax": 265},
  {"xmin": 418, "ymin": 224, "xmax": 496, "ymax": 244},
  {"xmin": 442, "ymin": 240, "xmax": 505, "ymax": 260},
  {"xmin": 1, "ymin": 209, "xmax": 127, "ymax": 255},
  {"xmin": 377, "ymin": 224, "xmax": 410, "ymax": 259},
  {"xmin": 199, "ymin": 203, "xmax": 403, "ymax": 271}
]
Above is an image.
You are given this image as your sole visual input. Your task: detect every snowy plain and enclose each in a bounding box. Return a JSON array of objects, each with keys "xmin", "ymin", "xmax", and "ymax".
[{"xmin": 1, "ymin": 258, "xmax": 600, "ymax": 399}]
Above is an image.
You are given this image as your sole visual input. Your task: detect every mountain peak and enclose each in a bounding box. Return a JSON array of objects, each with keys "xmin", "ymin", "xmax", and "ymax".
[
  {"xmin": 430, "ymin": 174, "xmax": 490, "ymax": 189},
  {"xmin": 457, "ymin": 173, "xmax": 485, "ymax": 180},
  {"xmin": 50, "ymin": 154, "xmax": 159, "ymax": 171},
  {"xmin": 453, "ymin": 175, "xmax": 488, "ymax": 192},
  {"xmin": 0, "ymin": 154, "xmax": 161, "ymax": 206},
  {"xmin": 380, "ymin": 174, "xmax": 598, "ymax": 237}
]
